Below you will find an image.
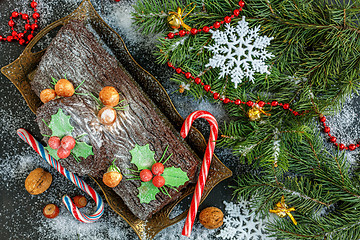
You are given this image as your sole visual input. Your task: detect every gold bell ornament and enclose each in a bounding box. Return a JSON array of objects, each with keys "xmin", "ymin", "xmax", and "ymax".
[
  {"xmin": 269, "ymin": 195, "xmax": 297, "ymax": 225},
  {"xmin": 167, "ymin": 3, "xmax": 195, "ymax": 31},
  {"xmin": 247, "ymin": 102, "xmax": 271, "ymax": 121}
]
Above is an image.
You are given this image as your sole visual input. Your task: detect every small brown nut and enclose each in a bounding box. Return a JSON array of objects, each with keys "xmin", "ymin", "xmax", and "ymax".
[
  {"xmin": 98, "ymin": 106, "xmax": 117, "ymax": 125},
  {"xmin": 73, "ymin": 195, "xmax": 87, "ymax": 208},
  {"xmin": 103, "ymin": 171, "xmax": 122, "ymax": 188},
  {"xmin": 99, "ymin": 86, "xmax": 120, "ymax": 107},
  {"xmin": 43, "ymin": 204, "xmax": 59, "ymax": 219},
  {"xmin": 25, "ymin": 168, "xmax": 52, "ymax": 195},
  {"xmin": 55, "ymin": 78, "xmax": 75, "ymax": 97},
  {"xmin": 199, "ymin": 207, "xmax": 224, "ymax": 229},
  {"xmin": 40, "ymin": 89, "xmax": 57, "ymax": 103}
]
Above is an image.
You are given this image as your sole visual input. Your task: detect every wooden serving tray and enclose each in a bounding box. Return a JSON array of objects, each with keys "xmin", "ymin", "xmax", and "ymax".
[{"xmin": 1, "ymin": 0, "xmax": 232, "ymax": 239}]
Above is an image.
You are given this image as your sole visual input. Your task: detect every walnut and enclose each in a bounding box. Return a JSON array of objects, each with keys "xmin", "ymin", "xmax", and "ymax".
[
  {"xmin": 199, "ymin": 207, "xmax": 224, "ymax": 229},
  {"xmin": 25, "ymin": 168, "xmax": 52, "ymax": 195}
]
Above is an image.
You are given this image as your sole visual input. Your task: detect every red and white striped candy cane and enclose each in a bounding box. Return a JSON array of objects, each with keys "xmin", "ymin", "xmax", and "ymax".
[
  {"xmin": 180, "ymin": 111, "xmax": 218, "ymax": 237},
  {"xmin": 17, "ymin": 128, "xmax": 104, "ymax": 223}
]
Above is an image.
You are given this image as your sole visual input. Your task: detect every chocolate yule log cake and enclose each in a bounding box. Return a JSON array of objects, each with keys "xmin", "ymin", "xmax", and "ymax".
[{"xmin": 30, "ymin": 20, "xmax": 200, "ymax": 220}]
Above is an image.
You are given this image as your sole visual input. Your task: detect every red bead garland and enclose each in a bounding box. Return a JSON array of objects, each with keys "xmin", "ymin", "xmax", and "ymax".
[
  {"xmin": 319, "ymin": 115, "xmax": 359, "ymax": 151},
  {"xmin": 0, "ymin": 1, "xmax": 39, "ymax": 45},
  {"xmin": 165, "ymin": 1, "xmax": 245, "ymax": 40},
  {"xmin": 166, "ymin": 61, "xmax": 306, "ymax": 117}
]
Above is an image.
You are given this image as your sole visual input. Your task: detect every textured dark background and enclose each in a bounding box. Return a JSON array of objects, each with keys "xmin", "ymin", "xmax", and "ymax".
[{"xmin": 0, "ymin": 0, "xmax": 241, "ymax": 239}]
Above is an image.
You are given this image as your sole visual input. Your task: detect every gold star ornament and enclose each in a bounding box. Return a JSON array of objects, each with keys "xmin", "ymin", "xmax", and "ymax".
[{"xmin": 269, "ymin": 195, "xmax": 297, "ymax": 225}]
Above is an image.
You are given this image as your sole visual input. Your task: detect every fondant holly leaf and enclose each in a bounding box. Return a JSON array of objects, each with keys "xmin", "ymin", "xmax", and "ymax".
[
  {"xmin": 72, "ymin": 141, "xmax": 94, "ymax": 160},
  {"xmin": 138, "ymin": 181, "xmax": 160, "ymax": 204},
  {"xmin": 48, "ymin": 108, "xmax": 74, "ymax": 138},
  {"xmin": 130, "ymin": 144, "xmax": 155, "ymax": 170},
  {"xmin": 44, "ymin": 146, "xmax": 59, "ymax": 160},
  {"xmin": 162, "ymin": 166, "xmax": 189, "ymax": 187}
]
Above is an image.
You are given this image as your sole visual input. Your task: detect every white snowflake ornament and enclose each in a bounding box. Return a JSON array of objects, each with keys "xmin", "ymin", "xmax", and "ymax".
[{"xmin": 206, "ymin": 16, "xmax": 274, "ymax": 88}]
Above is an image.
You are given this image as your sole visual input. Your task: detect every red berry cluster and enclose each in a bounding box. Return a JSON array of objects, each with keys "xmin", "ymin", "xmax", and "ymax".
[
  {"xmin": 140, "ymin": 162, "xmax": 165, "ymax": 188},
  {"xmin": 167, "ymin": 61, "xmax": 309, "ymax": 116},
  {"xmin": 166, "ymin": 1, "xmax": 245, "ymax": 40},
  {"xmin": 48, "ymin": 136, "xmax": 76, "ymax": 159},
  {"xmin": 320, "ymin": 116, "xmax": 357, "ymax": 151},
  {"xmin": 0, "ymin": 1, "xmax": 39, "ymax": 45}
]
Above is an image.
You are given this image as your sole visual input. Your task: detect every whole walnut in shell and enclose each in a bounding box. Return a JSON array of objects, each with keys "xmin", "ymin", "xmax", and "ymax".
[
  {"xmin": 199, "ymin": 207, "xmax": 224, "ymax": 229},
  {"xmin": 25, "ymin": 168, "xmax": 52, "ymax": 195}
]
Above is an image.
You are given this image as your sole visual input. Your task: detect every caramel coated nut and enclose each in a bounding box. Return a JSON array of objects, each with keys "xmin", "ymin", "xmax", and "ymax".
[
  {"xmin": 25, "ymin": 168, "xmax": 52, "ymax": 195},
  {"xmin": 199, "ymin": 207, "xmax": 224, "ymax": 229}
]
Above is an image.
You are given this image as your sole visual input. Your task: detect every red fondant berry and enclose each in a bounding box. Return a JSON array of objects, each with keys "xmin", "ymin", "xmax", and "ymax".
[
  {"xmin": 203, "ymin": 26, "xmax": 210, "ymax": 33},
  {"xmin": 19, "ymin": 39, "xmax": 26, "ymax": 45},
  {"xmin": 167, "ymin": 62, "xmax": 173, "ymax": 68},
  {"xmin": 12, "ymin": 31, "xmax": 18, "ymax": 37},
  {"xmin": 18, "ymin": 32, "xmax": 24, "ymax": 39},
  {"xmin": 25, "ymin": 24, "xmax": 31, "ymax": 30},
  {"xmin": 246, "ymin": 101, "xmax": 254, "ymax": 107},
  {"xmin": 190, "ymin": 28, "xmax": 198, "ymax": 35},
  {"xmin": 320, "ymin": 116, "xmax": 326, "ymax": 122},
  {"xmin": 151, "ymin": 162, "xmax": 164, "ymax": 176},
  {"xmin": 283, "ymin": 103, "xmax": 290, "ymax": 110},
  {"xmin": 194, "ymin": 77, "xmax": 201, "ymax": 85},
  {"xmin": 61, "ymin": 136, "xmax": 76, "ymax": 150},
  {"xmin": 153, "ymin": 175, "xmax": 165, "ymax": 188},
  {"xmin": 239, "ymin": 1, "xmax": 245, "ymax": 7},
  {"xmin": 204, "ymin": 85, "xmax": 211, "ymax": 92},
  {"xmin": 329, "ymin": 136, "xmax": 337, "ymax": 143},
  {"xmin": 31, "ymin": 1, "xmax": 38, "ymax": 8},
  {"xmin": 167, "ymin": 32, "xmax": 174, "ymax": 39},
  {"xmin": 185, "ymin": 72, "xmax": 192, "ymax": 79},
  {"xmin": 140, "ymin": 169, "xmax": 153, "ymax": 182},
  {"xmin": 48, "ymin": 136, "xmax": 61, "ymax": 150},
  {"xmin": 235, "ymin": 99, "xmax": 241, "ymax": 105},
  {"xmin": 349, "ymin": 144, "xmax": 356, "ymax": 151},
  {"xmin": 176, "ymin": 68, "xmax": 182, "ymax": 74},
  {"xmin": 213, "ymin": 93, "xmax": 220, "ymax": 100},
  {"xmin": 224, "ymin": 16, "xmax": 231, "ymax": 23},
  {"xmin": 27, "ymin": 34, "xmax": 34, "ymax": 41},
  {"xmin": 57, "ymin": 147, "xmax": 71, "ymax": 159}
]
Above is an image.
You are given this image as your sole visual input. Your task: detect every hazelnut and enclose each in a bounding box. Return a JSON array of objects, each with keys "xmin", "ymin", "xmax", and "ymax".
[
  {"xmin": 199, "ymin": 207, "xmax": 224, "ymax": 229},
  {"xmin": 73, "ymin": 195, "xmax": 87, "ymax": 208},
  {"xmin": 98, "ymin": 106, "xmax": 117, "ymax": 125},
  {"xmin": 103, "ymin": 171, "xmax": 122, "ymax": 188},
  {"xmin": 99, "ymin": 86, "xmax": 120, "ymax": 107},
  {"xmin": 40, "ymin": 89, "xmax": 57, "ymax": 103},
  {"xmin": 25, "ymin": 168, "xmax": 52, "ymax": 195},
  {"xmin": 43, "ymin": 204, "xmax": 59, "ymax": 219},
  {"xmin": 55, "ymin": 79, "xmax": 75, "ymax": 97}
]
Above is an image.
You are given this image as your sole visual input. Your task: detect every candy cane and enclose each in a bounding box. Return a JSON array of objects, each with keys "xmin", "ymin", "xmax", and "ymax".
[
  {"xmin": 17, "ymin": 128, "xmax": 104, "ymax": 223},
  {"xmin": 180, "ymin": 111, "xmax": 218, "ymax": 237}
]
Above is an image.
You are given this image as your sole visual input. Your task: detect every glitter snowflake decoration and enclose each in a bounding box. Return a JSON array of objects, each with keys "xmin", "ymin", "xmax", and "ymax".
[
  {"xmin": 205, "ymin": 16, "xmax": 274, "ymax": 88},
  {"xmin": 217, "ymin": 201, "xmax": 274, "ymax": 240}
]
